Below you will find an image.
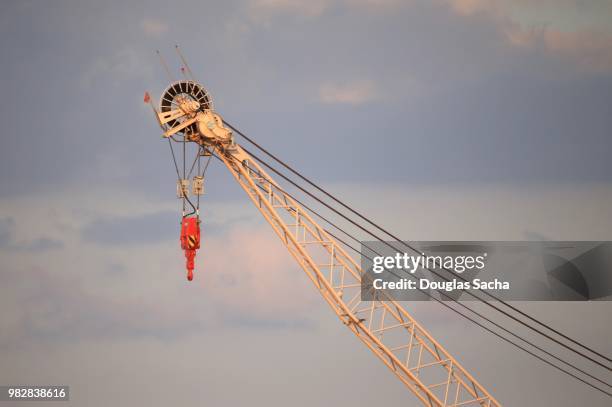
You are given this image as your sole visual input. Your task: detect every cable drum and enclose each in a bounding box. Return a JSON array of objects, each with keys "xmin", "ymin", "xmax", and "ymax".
[{"xmin": 159, "ymin": 80, "xmax": 213, "ymax": 135}]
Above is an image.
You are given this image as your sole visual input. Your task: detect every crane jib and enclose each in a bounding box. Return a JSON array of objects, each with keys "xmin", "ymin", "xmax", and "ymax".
[{"xmin": 147, "ymin": 78, "xmax": 501, "ymax": 406}]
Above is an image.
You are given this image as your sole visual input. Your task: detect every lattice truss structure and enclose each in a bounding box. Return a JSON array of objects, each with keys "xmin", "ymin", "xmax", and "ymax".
[{"xmin": 212, "ymin": 143, "xmax": 501, "ymax": 407}]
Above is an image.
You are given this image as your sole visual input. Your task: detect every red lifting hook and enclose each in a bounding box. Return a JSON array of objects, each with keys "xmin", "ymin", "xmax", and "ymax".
[{"xmin": 180, "ymin": 217, "xmax": 200, "ymax": 281}]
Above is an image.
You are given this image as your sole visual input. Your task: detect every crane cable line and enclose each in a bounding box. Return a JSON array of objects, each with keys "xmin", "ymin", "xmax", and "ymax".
[
  {"xmin": 183, "ymin": 129, "xmax": 187, "ymax": 214},
  {"xmin": 225, "ymin": 121, "xmax": 612, "ymax": 370},
  {"xmin": 232, "ymin": 153, "xmax": 612, "ymax": 390},
  {"xmin": 238, "ymin": 142, "xmax": 612, "ymax": 374},
  {"xmin": 167, "ymin": 137, "xmax": 198, "ymax": 217},
  {"xmin": 214, "ymin": 151, "xmax": 612, "ymax": 397},
  {"xmin": 228, "ymin": 119, "xmax": 612, "ymax": 364}
]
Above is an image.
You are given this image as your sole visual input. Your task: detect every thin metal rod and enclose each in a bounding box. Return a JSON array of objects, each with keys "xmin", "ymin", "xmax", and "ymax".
[
  {"xmin": 156, "ymin": 50, "xmax": 174, "ymax": 82},
  {"xmin": 175, "ymin": 44, "xmax": 196, "ymax": 81}
]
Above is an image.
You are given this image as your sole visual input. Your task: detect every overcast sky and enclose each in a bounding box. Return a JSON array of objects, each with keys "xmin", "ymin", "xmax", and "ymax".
[{"xmin": 0, "ymin": 1, "xmax": 611, "ymax": 406}]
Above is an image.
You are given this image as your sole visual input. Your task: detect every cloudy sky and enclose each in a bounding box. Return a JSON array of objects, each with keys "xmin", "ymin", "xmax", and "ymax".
[{"xmin": 0, "ymin": 0, "xmax": 611, "ymax": 406}]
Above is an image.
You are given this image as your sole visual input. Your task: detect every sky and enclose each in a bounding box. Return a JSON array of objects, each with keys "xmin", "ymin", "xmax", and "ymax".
[{"xmin": 0, "ymin": 0, "xmax": 611, "ymax": 406}]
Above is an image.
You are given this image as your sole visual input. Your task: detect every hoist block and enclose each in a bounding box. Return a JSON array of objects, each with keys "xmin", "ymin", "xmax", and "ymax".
[
  {"xmin": 177, "ymin": 179, "xmax": 189, "ymax": 198},
  {"xmin": 192, "ymin": 176, "xmax": 204, "ymax": 195},
  {"xmin": 180, "ymin": 216, "xmax": 200, "ymax": 281}
]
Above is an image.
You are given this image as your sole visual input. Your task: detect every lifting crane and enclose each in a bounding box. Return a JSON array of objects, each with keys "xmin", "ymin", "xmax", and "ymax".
[{"xmin": 148, "ymin": 79, "xmax": 501, "ymax": 407}]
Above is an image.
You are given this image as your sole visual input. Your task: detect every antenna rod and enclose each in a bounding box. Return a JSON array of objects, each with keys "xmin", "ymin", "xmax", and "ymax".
[
  {"xmin": 175, "ymin": 44, "xmax": 196, "ymax": 81},
  {"xmin": 156, "ymin": 49, "xmax": 174, "ymax": 82}
]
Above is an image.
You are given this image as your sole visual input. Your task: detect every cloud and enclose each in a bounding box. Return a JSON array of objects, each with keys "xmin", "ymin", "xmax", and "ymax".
[
  {"xmin": 21, "ymin": 237, "xmax": 64, "ymax": 251},
  {"xmin": 248, "ymin": 0, "xmax": 406, "ymax": 15},
  {"xmin": 80, "ymin": 47, "xmax": 150, "ymax": 89},
  {"xmin": 318, "ymin": 80, "xmax": 377, "ymax": 105},
  {"xmin": 245, "ymin": 0, "xmax": 404, "ymax": 25},
  {"xmin": 445, "ymin": 0, "xmax": 590, "ymax": 18},
  {"xmin": 0, "ymin": 183, "xmax": 319, "ymax": 348},
  {"xmin": 81, "ymin": 210, "xmax": 256, "ymax": 247},
  {"xmin": 248, "ymin": 0, "xmax": 331, "ymax": 19},
  {"xmin": 446, "ymin": 0, "xmax": 491, "ymax": 16},
  {"xmin": 0, "ymin": 216, "xmax": 62, "ymax": 252},
  {"xmin": 443, "ymin": 0, "xmax": 612, "ymax": 72},
  {"xmin": 139, "ymin": 18, "xmax": 168, "ymax": 36},
  {"xmin": 1, "ymin": 180, "xmax": 611, "ymax": 405},
  {"xmin": 502, "ymin": 26, "xmax": 612, "ymax": 73},
  {"xmin": 0, "ymin": 217, "xmax": 15, "ymax": 248},
  {"xmin": 202, "ymin": 225, "xmax": 318, "ymax": 321},
  {"xmin": 0, "ymin": 263, "xmax": 210, "ymax": 346},
  {"xmin": 0, "ymin": 3, "xmax": 611, "ymax": 404},
  {"xmin": 543, "ymin": 29, "xmax": 612, "ymax": 73},
  {"xmin": 82, "ymin": 211, "xmax": 179, "ymax": 246},
  {"xmin": 0, "ymin": 221, "xmax": 318, "ymax": 348}
]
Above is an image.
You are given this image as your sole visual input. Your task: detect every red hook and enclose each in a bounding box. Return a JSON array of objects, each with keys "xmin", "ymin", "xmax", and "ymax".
[{"xmin": 180, "ymin": 217, "xmax": 200, "ymax": 281}]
